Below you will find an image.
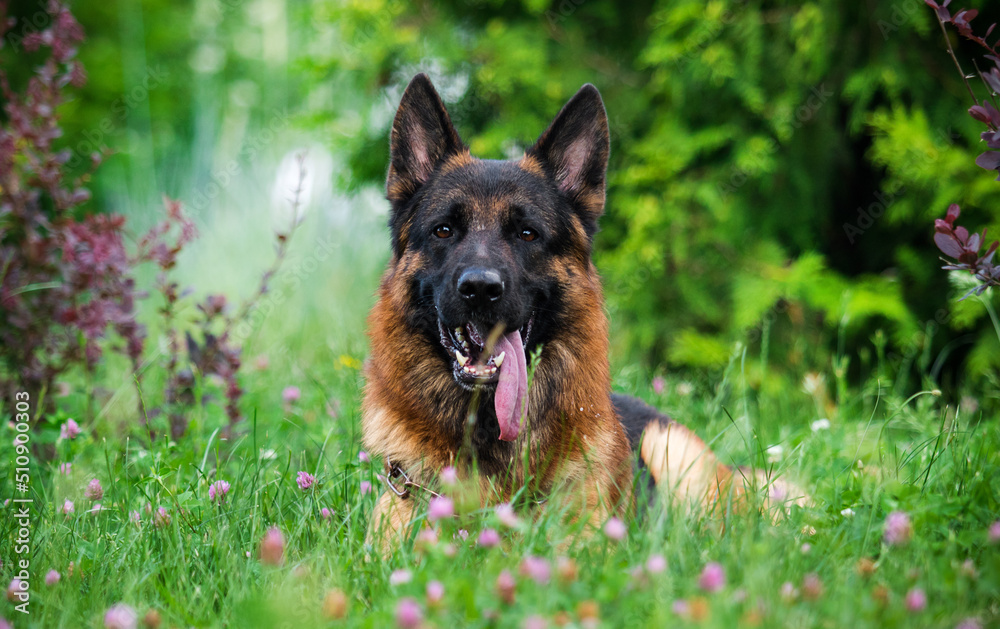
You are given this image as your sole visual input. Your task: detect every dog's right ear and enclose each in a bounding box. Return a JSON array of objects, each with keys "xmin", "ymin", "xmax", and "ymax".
[{"xmin": 386, "ymin": 74, "xmax": 464, "ymax": 209}]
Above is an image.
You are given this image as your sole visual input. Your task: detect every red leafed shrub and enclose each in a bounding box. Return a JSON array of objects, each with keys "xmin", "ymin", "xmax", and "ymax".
[
  {"xmin": 0, "ymin": 2, "xmax": 299, "ymax": 438},
  {"xmin": 934, "ymin": 204, "xmax": 999, "ymax": 298},
  {"xmin": 0, "ymin": 1, "xmax": 158, "ymax": 405},
  {"xmin": 926, "ymin": 2, "xmax": 1000, "ymax": 296}
]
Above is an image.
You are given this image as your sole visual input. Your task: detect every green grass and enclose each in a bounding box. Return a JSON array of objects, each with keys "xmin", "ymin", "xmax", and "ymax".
[
  {"xmin": 3, "ymin": 330, "xmax": 999, "ymax": 627},
  {"xmin": 2, "ymin": 150, "xmax": 999, "ymax": 629}
]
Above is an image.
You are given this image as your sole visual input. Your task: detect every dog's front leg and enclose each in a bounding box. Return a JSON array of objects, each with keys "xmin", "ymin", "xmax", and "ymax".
[{"xmin": 367, "ymin": 490, "xmax": 417, "ymax": 555}]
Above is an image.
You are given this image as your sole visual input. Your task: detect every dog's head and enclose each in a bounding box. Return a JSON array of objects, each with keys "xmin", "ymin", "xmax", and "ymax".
[{"xmin": 385, "ymin": 73, "xmax": 610, "ymax": 441}]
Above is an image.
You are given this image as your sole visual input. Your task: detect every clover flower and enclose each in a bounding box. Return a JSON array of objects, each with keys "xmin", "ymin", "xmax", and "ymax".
[
  {"xmin": 906, "ymin": 587, "xmax": 927, "ymax": 612},
  {"xmin": 60, "ymin": 418, "xmax": 81, "ymax": 440},
  {"xmin": 282, "ymin": 386, "xmax": 301, "ymax": 404},
  {"xmin": 440, "ymin": 466, "xmax": 458, "ymax": 484},
  {"xmin": 883, "ymin": 511, "xmax": 913, "ymax": 546},
  {"xmin": 520, "ymin": 556, "xmax": 551, "ymax": 584},
  {"xmin": 495, "ymin": 503, "xmax": 520, "ymax": 527},
  {"xmin": 477, "ymin": 528, "xmax": 501, "ymax": 548},
  {"xmin": 496, "ymin": 570, "xmax": 516, "ymax": 604},
  {"xmin": 395, "ymin": 598, "xmax": 422, "ymax": 629},
  {"xmin": 426, "ymin": 581, "xmax": 444, "ymax": 606},
  {"xmin": 296, "ymin": 471, "xmax": 316, "ymax": 491},
  {"xmin": 103, "ymin": 604, "xmax": 138, "ymax": 629},
  {"xmin": 84, "ymin": 478, "xmax": 103, "ymax": 501},
  {"xmin": 427, "ymin": 496, "xmax": 454, "ymax": 522},
  {"xmin": 259, "ymin": 527, "xmax": 285, "ymax": 566},
  {"xmin": 698, "ymin": 562, "xmax": 726, "ymax": 592},
  {"xmin": 646, "ymin": 554, "xmax": 667, "ymax": 574},
  {"xmin": 209, "ymin": 480, "xmax": 230, "ymax": 503},
  {"xmin": 604, "ymin": 517, "xmax": 627, "ymax": 541}
]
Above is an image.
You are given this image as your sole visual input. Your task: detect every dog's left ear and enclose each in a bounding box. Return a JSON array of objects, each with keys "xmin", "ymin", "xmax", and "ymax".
[{"xmin": 527, "ymin": 84, "xmax": 610, "ymax": 235}]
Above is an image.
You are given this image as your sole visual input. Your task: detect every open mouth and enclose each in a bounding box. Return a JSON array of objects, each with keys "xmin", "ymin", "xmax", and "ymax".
[
  {"xmin": 437, "ymin": 316, "xmax": 533, "ymax": 386},
  {"xmin": 437, "ymin": 314, "xmax": 534, "ymax": 442}
]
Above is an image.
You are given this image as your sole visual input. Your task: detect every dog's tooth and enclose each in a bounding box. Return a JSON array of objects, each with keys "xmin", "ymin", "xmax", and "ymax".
[
  {"xmin": 494, "ymin": 351, "xmax": 505, "ymax": 368},
  {"xmin": 455, "ymin": 351, "xmax": 468, "ymax": 366}
]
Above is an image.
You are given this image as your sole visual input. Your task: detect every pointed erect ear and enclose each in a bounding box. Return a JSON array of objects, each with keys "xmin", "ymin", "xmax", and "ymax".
[
  {"xmin": 526, "ymin": 84, "xmax": 610, "ymax": 233},
  {"xmin": 386, "ymin": 74, "xmax": 465, "ymax": 206}
]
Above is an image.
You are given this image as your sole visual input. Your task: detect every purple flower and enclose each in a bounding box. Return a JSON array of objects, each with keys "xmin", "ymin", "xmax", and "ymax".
[
  {"xmin": 440, "ymin": 466, "xmax": 458, "ymax": 485},
  {"xmin": 604, "ymin": 517, "xmax": 627, "ymax": 541},
  {"xmin": 426, "ymin": 580, "xmax": 444, "ymax": 605},
  {"xmin": 906, "ymin": 587, "xmax": 927, "ymax": 612},
  {"xmin": 209, "ymin": 480, "xmax": 231, "ymax": 503},
  {"xmin": 153, "ymin": 507, "xmax": 170, "ymax": 529},
  {"xmin": 495, "ymin": 502, "xmax": 520, "ymax": 527},
  {"xmin": 477, "ymin": 528, "xmax": 501, "ymax": 548},
  {"xmin": 956, "ymin": 620, "xmax": 982, "ymax": 629},
  {"xmin": 883, "ymin": 511, "xmax": 912, "ymax": 546},
  {"xmin": 390, "ymin": 569, "xmax": 412, "ymax": 586},
  {"xmin": 395, "ymin": 598, "xmax": 422, "ymax": 629},
  {"xmin": 358, "ymin": 451, "xmax": 370, "ymax": 463},
  {"xmin": 415, "ymin": 528, "xmax": 438, "ymax": 549},
  {"xmin": 84, "ymin": 478, "xmax": 103, "ymax": 501},
  {"xmin": 59, "ymin": 462, "xmax": 72, "ymax": 475},
  {"xmin": 496, "ymin": 570, "xmax": 516, "ymax": 604},
  {"xmin": 296, "ymin": 471, "xmax": 316, "ymax": 491},
  {"xmin": 130, "ymin": 510, "xmax": 141, "ymax": 526},
  {"xmin": 801, "ymin": 573, "xmax": 823, "ymax": 600},
  {"xmin": 427, "ymin": 496, "xmax": 454, "ymax": 522},
  {"xmin": 780, "ymin": 581, "xmax": 798, "ymax": 601},
  {"xmin": 698, "ymin": 562, "xmax": 726, "ymax": 592},
  {"xmin": 520, "ymin": 556, "xmax": 551, "ymax": 584},
  {"xmin": 60, "ymin": 418, "xmax": 81, "ymax": 440},
  {"xmin": 671, "ymin": 599, "xmax": 690, "ymax": 616},
  {"xmin": 7, "ymin": 578, "xmax": 25, "ymax": 602},
  {"xmin": 60, "ymin": 499, "xmax": 74, "ymax": 516},
  {"xmin": 103, "ymin": 603, "xmax": 138, "ymax": 629},
  {"xmin": 989, "ymin": 521, "xmax": 1000, "ymax": 543},
  {"xmin": 321, "ymin": 507, "xmax": 332, "ymax": 520},
  {"xmin": 652, "ymin": 375, "xmax": 666, "ymax": 394},
  {"xmin": 282, "ymin": 386, "xmax": 301, "ymax": 404},
  {"xmin": 360, "ymin": 480, "xmax": 373, "ymax": 495},
  {"xmin": 259, "ymin": 527, "xmax": 285, "ymax": 566},
  {"xmin": 45, "ymin": 570, "xmax": 60, "ymax": 586},
  {"xmin": 523, "ymin": 615, "xmax": 547, "ymax": 629},
  {"xmin": 646, "ymin": 554, "xmax": 667, "ymax": 574}
]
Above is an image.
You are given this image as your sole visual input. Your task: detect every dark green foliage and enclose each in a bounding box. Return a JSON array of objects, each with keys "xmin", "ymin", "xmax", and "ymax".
[{"xmin": 307, "ymin": 0, "xmax": 1000, "ymax": 404}]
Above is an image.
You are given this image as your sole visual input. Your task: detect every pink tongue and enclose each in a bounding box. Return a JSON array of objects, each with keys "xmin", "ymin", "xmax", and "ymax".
[{"xmin": 493, "ymin": 330, "xmax": 527, "ymax": 441}]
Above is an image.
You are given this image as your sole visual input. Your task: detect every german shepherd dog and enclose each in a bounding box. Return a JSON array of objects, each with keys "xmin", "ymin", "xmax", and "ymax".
[{"xmin": 362, "ymin": 74, "xmax": 802, "ymax": 547}]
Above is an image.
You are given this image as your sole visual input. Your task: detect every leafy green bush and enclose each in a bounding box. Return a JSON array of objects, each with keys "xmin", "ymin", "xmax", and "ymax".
[{"xmin": 307, "ymin": 0, "xmax": 1000, "ymax": 403}]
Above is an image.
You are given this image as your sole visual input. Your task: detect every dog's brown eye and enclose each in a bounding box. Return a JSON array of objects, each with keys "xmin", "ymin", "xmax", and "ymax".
[
  {"xmin": 434, "ymin": 225, "xmax": 452, "ymax": 239},
  {"xmin": 519, "ymin": 228, "xmax": 538, "ymax": 242}
]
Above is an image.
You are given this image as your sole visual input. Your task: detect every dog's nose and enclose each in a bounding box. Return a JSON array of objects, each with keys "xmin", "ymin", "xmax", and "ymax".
[{"xmin": 457, "ymin": 267, "xmax": 504, "ymax": 306}]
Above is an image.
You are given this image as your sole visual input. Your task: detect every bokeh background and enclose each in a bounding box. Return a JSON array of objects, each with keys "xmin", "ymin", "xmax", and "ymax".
[{"xmin": 5, "ymin": 0, "xmax": 1000, "ymax": 414}]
